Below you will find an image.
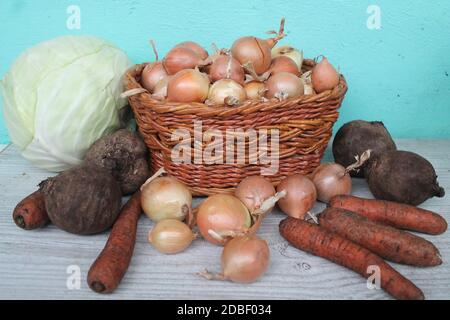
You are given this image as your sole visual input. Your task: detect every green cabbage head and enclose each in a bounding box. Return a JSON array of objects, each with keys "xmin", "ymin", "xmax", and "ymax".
[{"xmin": 1, "ymin": 36, "xmax": 132, "ymax": 172}]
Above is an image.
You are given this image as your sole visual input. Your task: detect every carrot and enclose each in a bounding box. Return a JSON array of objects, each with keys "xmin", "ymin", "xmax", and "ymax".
[
  {"xmin": 279, "ymin": 217, "xmax": 425, "ymax": 300},
  {"xmin": 87, "ymin": 192, "xmax": 142, "ymax": 294},
  {"xmin": 329, "ymin": 195, "xmax": 447, "ymax": 235},
  {"xmin": 319, "ymin": 208, "xmax": 442, "ymax": 267},
  {"xmin": 13, "ymin": 191, "xmax": 49, "ymax": 230}
]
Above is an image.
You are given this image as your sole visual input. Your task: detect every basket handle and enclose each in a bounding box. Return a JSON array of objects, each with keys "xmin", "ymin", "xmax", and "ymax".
[{"xmin": 121, "ymin": 88, "xmax": 147, "ymax": 99}]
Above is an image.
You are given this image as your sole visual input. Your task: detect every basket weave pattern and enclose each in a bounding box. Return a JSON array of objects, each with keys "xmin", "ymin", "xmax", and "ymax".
[{"xmin": 125, "ymin": 60, "xmax": 348, "ymax": 196}]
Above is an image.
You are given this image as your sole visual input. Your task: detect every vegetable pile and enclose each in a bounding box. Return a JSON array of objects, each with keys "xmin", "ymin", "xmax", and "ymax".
[
  {"xmin": 6, "ymin": 21, "xmax": 448, "ymax": 301},
  {"xmin": 133, "ymin": 18, "xmax": 341, "ymax": 106}
]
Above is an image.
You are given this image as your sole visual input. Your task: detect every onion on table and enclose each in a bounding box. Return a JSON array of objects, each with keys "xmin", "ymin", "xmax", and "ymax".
[
  {"xmin": 199, "ymin": 235, "xmax": 270, "ymax": 284},
  {"xmin": 148, "ymin": 219, "xmax": 196, "ymax": 254}
]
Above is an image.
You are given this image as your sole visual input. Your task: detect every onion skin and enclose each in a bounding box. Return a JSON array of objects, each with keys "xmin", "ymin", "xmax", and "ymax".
[
  {"xmin": 311, "ymin": 163, "xmax": 352, "ymax": 203},
  {"xmin": 167, "ymin": 69, "xmax": 210, "ymax": 103},
  {"xmin": 141, "ymin": 62, "xmax": 168, "ymax": 92},
  {"xmin": 197, "ymin": 194, "xmax": 251, "ymax": 246},
  {"xmin": 277, "ymin": 174, "xmax": 317, "ymax": 219},
  {"xmin": 176, "ymin": 41, "xmax": 208, "ymax": 60},
  {"xmin": 271, "ymin": 45, "xmax": 303, "ymax": 71},
  {"xmin": 209, "ymin": 55, "xmax": 245, "ymax": 84},
  {"xmin": 270, "ymin": 56, "xmax": 301, "ymax": 76},
  {"xmin": 163, "ymin": 46, "xmax": 204, "ymax": 75},
  {"xmin": 148, "ymin": 219, "xmax": 194, "ymax": 254},
  {"xmin": 207, "ymin": 79, "xmax": 246, "ymax": 106},
  {"xmin": 141, "ymin": 176, "xmax": 192, "ymax": 222},
  {"xmin": 266, "ymin": 72, "xmax": 304, "ymax": 99},
  {"xmin": 235, "ymin": 176, "xmax": 275, "ymax": 213},
  {"xmin": 311, "ymin": 57, "xmax": 340, "ymax": 93},
  {"xmin": 244, "ymin": 81, "xmax": 266, "ymax": 100},
  {"xmin": 221, "ymin": 235, "xmax": 270, "ymax": 283},
  {"xmin": 231, "ymin": 37, "xmax": 272, "ymax": 75},
  {"xmin": 152, "ymin": 75, "xmax": 173, "ymax": 99}
]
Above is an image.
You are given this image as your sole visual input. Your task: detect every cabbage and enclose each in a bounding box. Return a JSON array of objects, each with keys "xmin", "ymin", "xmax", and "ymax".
[{"xmin": 1, "ymin": 36, "xmax": 132, "ymax": 172}]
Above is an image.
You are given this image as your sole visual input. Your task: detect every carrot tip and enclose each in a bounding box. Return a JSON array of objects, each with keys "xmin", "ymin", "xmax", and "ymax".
[
  {"xmin": 14, "ymin": 215, "xmax": 26, "ymax": 229},
  {"xmin": 90, "ymin": 281, "xmax": 106, "ymax": 293}
]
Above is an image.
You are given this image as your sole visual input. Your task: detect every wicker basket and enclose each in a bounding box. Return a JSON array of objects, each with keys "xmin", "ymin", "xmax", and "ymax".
[{"xmin": 125, "ymin": 59, "xmax": 347, "ymax": 196}]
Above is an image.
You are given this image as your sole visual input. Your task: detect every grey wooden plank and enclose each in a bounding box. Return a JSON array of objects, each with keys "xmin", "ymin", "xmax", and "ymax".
[
  {"xmin": 0, "ymin": 144, "xmax": 8, "ymax": 154},
  {"xmin": 0, "ymin": 141, "xmax": 449, "ymax": 300}
]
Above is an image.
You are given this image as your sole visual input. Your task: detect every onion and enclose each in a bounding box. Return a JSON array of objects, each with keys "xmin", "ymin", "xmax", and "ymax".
[
  {"xmin": 209, "ymin": 55, "xmax": 245, "ymax": 84},
  {"xmin": 163, "ymin": 46, "xmax": 205, "ymax": 75},
  {"xmin": 311, "ymin": 150, "xmax": 372, "ymax": 203},
  {"xmin": 311, "ymin": 57, "xmax": 340, "ymax": 93},
  {"xmin": 197, "ymin": 194, "xmax": 251, "ymax": 246},
  {"xmin": 152, "ymin": 75, "xmax": 173, "ymax": 100},
  {"xmin": 231, "ymin": 18, "xmax": 286, "ymax": 75},
  {"xmin": 141, "ymin": 62, "xmax": 168, "ymax": 92},
  {"xmin": 235, "ymin": 176, "xmax": 275, "ymax": 213},
  {"xmin": 141, "ymin": 172, "xmax": 192, "ymax": 222},
  {"xmin": 271, "ymin": 45, "xmax": 304, "ymax": 71},
  {"xmin": 266, "ymin": 72, "xmax": 304, "ymax": 100},
  {"xmin": 199, "ymin": 235, "xmax": 270, "ymax": 283},
  {"xmin": 207, "ymin": 79, "xmax": 246, "ymax": 106},
  {"xmin": 276, "ymin": 174, "xmax": 317, "ymax": 219},
  {"xmin": 310, "ymin": 163, "xmax": 351, "ymax": 203},
  {"xmin": 148, "ymin": 219, "xmax": 195, "ymax": 254},
  {"xmin": 270, "ymin": 56, "xmax": 301, "ymax": 76},
  {"xmin": 167, "ymin": 69, "xmax": 210, "ymax": 103},
  {"xmin": 244, "ymin": 81, "xmax": 266, "ymax": 100},
  {"xmin": 176, "ymin": 41, "xmax": 209, "ymax": 60}
]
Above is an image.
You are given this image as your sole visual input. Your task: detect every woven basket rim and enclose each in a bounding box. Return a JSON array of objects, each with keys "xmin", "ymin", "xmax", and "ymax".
[{"xmin": 124, "ymin": 59, "xmax": 348, "ymax": 116}]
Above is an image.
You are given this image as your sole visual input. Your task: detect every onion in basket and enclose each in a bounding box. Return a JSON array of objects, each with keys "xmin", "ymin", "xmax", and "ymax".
[
  {"xmin": 311, "ymin": 56, "xmax": 340, "ymax": 93},
  {"xmin": 167, "ymin": 69, "xmax": 210, "ymax": 103},
  {"xmin": 207, "ymin": 79, "xmax": 246, "ymax": 106},
  {"xmin": 266, "ymin": 72, "xmax": 304, "ymax": 100},
  {"xmin": 231, "ymin": 18, "xmax": 286, "ymax": 75}
]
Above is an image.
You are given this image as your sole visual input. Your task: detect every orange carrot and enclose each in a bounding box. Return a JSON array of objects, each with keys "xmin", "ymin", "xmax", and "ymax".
[
  {"xmin": 329, "ymin": 195, "xmax": 447, "ymax": 235},
  {"xmin": 13, "ymin": 191, "xmax": 49, "ymax": 230},
  {"xmin": 319, "ymin": 208, "xmax": 442, "ymax": 267},
  {"xmin": 87, "ymin": 192, "xmax": 142, "ymax": 293},
  {"xmin": 279, "ymin": 217, "xmax": 424, "ymax": 300}
]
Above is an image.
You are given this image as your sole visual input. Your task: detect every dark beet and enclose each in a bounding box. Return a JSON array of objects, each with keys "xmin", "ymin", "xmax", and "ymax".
[
  {"xmin": 84, "ymin": 129, "xmax": 150, "ymax": 195},
  {"xmin": 39, "ymin": 165, "xmax": 122, "ymax": 235},
  {"xmin": 367, "ymin": 150, "xmax": 445, "ymax": 206},
  {"xmin": 333, "ymin": 120, "xmax": 396, "ymax": 177}
]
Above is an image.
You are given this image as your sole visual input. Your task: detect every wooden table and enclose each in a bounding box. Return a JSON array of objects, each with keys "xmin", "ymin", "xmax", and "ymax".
[{"xmin": 0, "ymin": 140, "xmax": 449, "ymax": 300}]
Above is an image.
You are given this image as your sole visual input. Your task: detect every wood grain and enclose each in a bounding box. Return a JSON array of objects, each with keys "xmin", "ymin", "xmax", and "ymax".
[{"xmin": 0, "ymin": 141, "xmax": 449, "ymax": 300}]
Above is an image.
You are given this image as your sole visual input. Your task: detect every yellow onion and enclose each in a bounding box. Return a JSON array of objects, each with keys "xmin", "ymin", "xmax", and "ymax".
[
  {"xmin": 197, "ymin": 194, "xmax": 251, "ymax": 246},
  {"xmin": 141, "ymin": 175, "xmax": 192, "ymax": 222},
  {"xmin": 167, "ymin": 69, "xmax": 210, "ymax": 103},
  {"xmin": 152, "ymin": 75, "xmax": 173, "ymax": 100},
  {"xmin": 311, "ymin": 57, "xmax": 340, "ymax": 93},
  {"xmin": 231, "ymin": 18, "xmax": 286, "ymax": 75},
  {"xmin": 176, "ymin": 41, "xmax": 209, "ymax": 60},
  {"xmin": 235, "ymin": 176, "xmax": 275, "ymax": 213},
  {"xmin": 311, "ymin": 163, "xmax": 352, "ymax": 203},
  {"xmin": 207, "ymin": 79, "xmax": 246, "ymax": 106},
  {"xmin": 277, "ymin": 174, "xmax": 317, "ymax": 219},
  {"xmin": 244, "ymin": 81, "xmax": 266, "ymax": 100},
  {"xmin": 266, "ymin": 72, "xmax": 304, "ymax": 99},
  {"xmin": 209, "ymin": 55, "xmax": 245, "ymax": 84},
  {"xmin": 271, "ymin": 45, "xmax": 304, "ymax": 71},
  {"xmin": 200, "ymin": 235, "xmax": 270, "ymax": 283},
  {"xmin": 141, "ymin": 62, "xmax": 168, "ymax": 92},
  {"xmin": 163, "ymin": 46, "xmax": 205, "ymax": 75},
  {"xmin": 270, "ymin": 56, "xmax": 301, "ymax": 76},
  {"xmin": 148, "ymin": 219, "xmax": 195, "ymax": 254}
]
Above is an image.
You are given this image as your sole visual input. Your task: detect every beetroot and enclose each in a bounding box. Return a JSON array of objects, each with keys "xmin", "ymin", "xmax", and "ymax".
[
  {"xmin": 333, "ymin": 120, "xmax": 396, "ymax": 178},
  {"xmin": 367, "ymin": 150, "xmax": 445, "ymax": 206}
]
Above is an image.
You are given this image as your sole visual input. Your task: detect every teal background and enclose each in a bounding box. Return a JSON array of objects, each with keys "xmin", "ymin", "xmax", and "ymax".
[{"xmin": 1, "ymin": 0, "xmax": 450, "ymax": 144}]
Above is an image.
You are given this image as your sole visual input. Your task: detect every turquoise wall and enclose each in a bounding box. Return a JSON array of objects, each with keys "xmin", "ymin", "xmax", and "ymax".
[{"xmin": 1, "ymin": 0, "xmax": 450, "ymax": 144}]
